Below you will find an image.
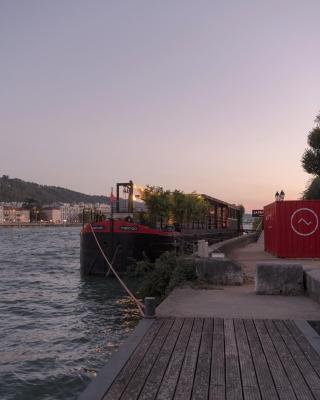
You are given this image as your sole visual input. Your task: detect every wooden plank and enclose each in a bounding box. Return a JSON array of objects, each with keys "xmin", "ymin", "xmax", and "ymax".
[
  {"xmin": 224, "ymin": 319, "xmax": 243, "ymax": 400},
  {"xmin": 156, "ymin": 318, "xmax": 194, "ymax": 400},
  {"xmin": 120, "ymin": 318, "xmax": 174, "ymax": 400},
  {"xmin": 138, "ymin": 318, "xmax": 184, "ymax": 400},
  {"xmin": 275, "ymin": 320, "xmax": 320, "ymax": 392},
  {"xmin": 286, "ymin": 321, "xmax": 320, "ymax": 376},
  {"xmin": 210, "ymin": 318, "xmax": 225, "ymax": 400},
  {"xmin": 234, "ymin": 319, "xmax": 261, "ymax": 400},
  {"xmin": 210, "ymin": 385, "xmax": 225, "ymax": 400},
  {"xmin": 211, "ymin": 318, "xmax": 225, "ymax": 386},
  {"xmin": 243, "ymin": 320, "xmax": 278, "ymax": 400},
  {"xmin": 265, "ymin": 320, "xmax": 314, "ymax": 400},
  {"xmin": 174, "ymin": 318, "xmax": 204, "ymax": 400},
  {"xmin": 253, "ymin": 320, "xmax": 296, "ymax": 400},
  {"xmin": 242, "ymin": 387, "xmax": 263, "ymax": 400},
  {"xmin": 103, "ymin": 319, "xmax": 165, "ymax": 400},
  {"xmin": 192, "ymin": 318, "xmax": 213, "ymax": 400}
]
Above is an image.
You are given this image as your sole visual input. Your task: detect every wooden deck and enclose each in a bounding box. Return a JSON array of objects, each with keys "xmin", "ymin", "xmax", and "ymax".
[{"xmin": 80, "ymin": 318, "xmax": 320, "ymax": 400}]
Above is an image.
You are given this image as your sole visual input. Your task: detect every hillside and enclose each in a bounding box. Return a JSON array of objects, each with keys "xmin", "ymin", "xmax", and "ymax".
[{"xmin": 0, "ymin": 175, "xmax": 109, "ymax": 204}]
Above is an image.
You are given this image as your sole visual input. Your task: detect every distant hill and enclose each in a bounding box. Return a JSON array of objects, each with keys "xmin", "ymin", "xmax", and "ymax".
[{"xmin": 0, "ymin": 175, "xmax": 109, "ymax": 204}]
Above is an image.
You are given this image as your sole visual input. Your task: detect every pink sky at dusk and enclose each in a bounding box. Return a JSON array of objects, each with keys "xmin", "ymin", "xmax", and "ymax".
[{"xmin": 1, "ymin": 1, "xmax": 320, "ymax": 211}]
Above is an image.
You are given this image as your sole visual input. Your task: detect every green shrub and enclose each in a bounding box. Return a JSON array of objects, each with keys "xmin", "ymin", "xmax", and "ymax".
[
  {"xmin": 137, "ymin": 252, "xmax": 197, "ymax": 302},
  {"xmin": 167, "ymin": 257, "xmax": 197, "ymax": 293}
]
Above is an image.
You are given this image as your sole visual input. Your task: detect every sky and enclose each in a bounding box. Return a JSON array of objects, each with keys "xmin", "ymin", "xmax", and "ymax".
[{"xmin": 1, "ymin": 0, "xmax": 320, "ymax": 211}]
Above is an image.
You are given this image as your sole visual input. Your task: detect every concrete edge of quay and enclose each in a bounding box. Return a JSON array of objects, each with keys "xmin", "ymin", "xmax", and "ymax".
[
  {"xmin": 209, "ymin": 231, "xmax": 259, "ymax": 255},
  {"xmin": 77, "ymin": 318, "xmax": 154, "ymax": 400},
  {"xmin": 304, "ymin": 268, "xmax": 320, "ymax": 304},
  {"xmin": 295, "ymin": 320, "xmax": 320, "ymax": 355}
]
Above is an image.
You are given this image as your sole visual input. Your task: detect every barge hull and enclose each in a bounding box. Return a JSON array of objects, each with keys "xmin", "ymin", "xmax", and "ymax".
[{"xmin": 80, "ymin": 231, "xmax": 176, "ymax": 276}]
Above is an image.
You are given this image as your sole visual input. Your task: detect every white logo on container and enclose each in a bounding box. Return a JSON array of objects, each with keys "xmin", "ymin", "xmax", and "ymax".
[{"xmin": 290, "ymin": 208, "xmax": 318, "ymax": 236}]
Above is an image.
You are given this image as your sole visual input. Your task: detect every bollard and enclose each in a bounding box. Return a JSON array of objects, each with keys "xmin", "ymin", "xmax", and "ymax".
[
  {"xmin": 203, "ymin": 241, "xmax": 209, "ymax": 258},
  {"xmin": 198, "ymin": 240, "xmax": 209, "ymax": 258},
  {"xmin": 144, "ymin": 297, "xmax": 156, "ymax": 318},
  {"xmin": 197, "ymin": 240, "xmax": 204, "ymax": 257}
]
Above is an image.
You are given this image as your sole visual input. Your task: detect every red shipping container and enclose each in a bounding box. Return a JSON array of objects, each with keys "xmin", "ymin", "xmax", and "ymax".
[{"xmin": 264, "ymin": 200, "xmax": 320, "ymax": 258}]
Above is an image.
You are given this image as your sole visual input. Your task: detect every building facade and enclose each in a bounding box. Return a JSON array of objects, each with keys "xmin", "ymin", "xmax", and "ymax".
[
  {"xmin": 43, "ymin": 208, "xmax": 62, "ymax": 223},
  {"xmin": 3, "ymin": 207, "xmax": 30, "ymax": 223}
]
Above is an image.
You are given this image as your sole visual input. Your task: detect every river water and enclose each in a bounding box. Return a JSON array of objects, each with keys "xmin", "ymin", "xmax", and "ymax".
[{"xmin": 0, "ymin": 227, "xmax": 140, "ymax": 400}]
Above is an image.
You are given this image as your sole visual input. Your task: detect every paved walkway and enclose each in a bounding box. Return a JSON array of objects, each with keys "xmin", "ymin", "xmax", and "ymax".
[
  {"xmin": 156, "ymin": 286, "xmax": 320, "ymax": 319},
  {"xmin": 228, "ymin": 232, "xmax": 320, "ymax": 283},
  {"xmin": 81, "ymin": 317, "xmax": 320, "ymax": 400}
]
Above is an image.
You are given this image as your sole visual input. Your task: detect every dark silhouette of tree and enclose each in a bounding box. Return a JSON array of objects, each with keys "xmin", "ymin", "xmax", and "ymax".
[
  {"xmin": 302, "ymin": 112, "xmax": 320, "ymax": 199},
  {"xmin": 302, "ymin": 113, "xmax": 320, "ymax": 176},
  {"xmin": 303, "ymin": 177, "xmax": 320, "ymax": 200}
]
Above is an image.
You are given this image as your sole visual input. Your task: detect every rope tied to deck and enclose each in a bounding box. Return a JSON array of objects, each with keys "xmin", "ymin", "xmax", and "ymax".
[{"xmin": 89, "ymin": 224, "xmax": 145, "ymax": 317}]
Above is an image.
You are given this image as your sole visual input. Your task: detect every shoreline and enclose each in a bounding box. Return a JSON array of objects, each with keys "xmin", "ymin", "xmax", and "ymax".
[{"xmin": 0, "ymin": 223, "xmax": 82, "ymax": 228}]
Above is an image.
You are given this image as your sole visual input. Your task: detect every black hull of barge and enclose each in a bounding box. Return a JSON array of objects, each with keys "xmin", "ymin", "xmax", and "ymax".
[{"xmin": 80, "ymin": 232, "xmax": 176, "ymax": 276}]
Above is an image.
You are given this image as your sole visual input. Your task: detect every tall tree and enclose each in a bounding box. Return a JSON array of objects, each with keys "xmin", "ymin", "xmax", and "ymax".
[
  {"xmin": 302, "ymin": 113, "xmax": 320, "ymax": 176},
  {"xmin": 302, "ymin": 112, "xmax": 320, "ymax": 199},
  {"xmin": 141, "ymin": 186, "xmax": 171, "ymax": 228},
  {"xmin": 303, "ymin": 177, "xmax": 320, "ymax": 200},
  {"xmin": 170, "ymin": 190, "xmax": 186, "ymax": 227}
]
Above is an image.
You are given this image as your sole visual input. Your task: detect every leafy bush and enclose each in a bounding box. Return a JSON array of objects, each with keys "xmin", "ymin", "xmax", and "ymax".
[
  {"xmin": 167, "ymin": 257, "xmax": 197, "ymax": 293},
  {"xmin": 135, "ymin": 252, "xmax": 197, "ymax": 302}
]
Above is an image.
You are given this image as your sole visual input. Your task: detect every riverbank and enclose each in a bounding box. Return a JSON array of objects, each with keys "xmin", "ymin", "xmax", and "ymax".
[{"xmin": 0, "ymin": 223, "xmax": 82, "ymax": 228}]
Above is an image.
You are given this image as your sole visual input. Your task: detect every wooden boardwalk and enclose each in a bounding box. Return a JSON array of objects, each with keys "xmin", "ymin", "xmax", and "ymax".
[{"xmin": 80, "ymin": 318, "xmax": 320, "ymax": 400}]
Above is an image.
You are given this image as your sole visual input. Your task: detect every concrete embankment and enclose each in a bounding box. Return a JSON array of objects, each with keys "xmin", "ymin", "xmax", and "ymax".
[
  {"xmin": 209, "ymin": 230, "xmax": 260, "ymax": 255},
  {"xmin": 228, "ymin": 231, "xmax": 320, "ymax": 300}
]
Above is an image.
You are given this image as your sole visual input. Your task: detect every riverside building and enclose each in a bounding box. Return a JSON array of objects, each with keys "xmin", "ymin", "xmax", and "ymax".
[
  {"xmin": 3, "ymin": 207, "xmax": 30, "ymax": 223},
  {"xmin": 42, "ymin": 208, "xmax": 62, "ymax": 224}
]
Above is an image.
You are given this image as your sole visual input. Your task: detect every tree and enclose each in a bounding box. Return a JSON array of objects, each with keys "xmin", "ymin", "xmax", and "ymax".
[
  {"xmin": 303, "ymin": 176, "xmax": 320, "ymax": 200},
  {"xmin": 302, "ymin": 112, "xmax": 320, "ymax": 199},
  {"xmin": 141, "ymin": 186, "xmax": 171, "ymax": 228},
  {"xmin": 302, "ymin": 113, "xmax": 320, "ymax": 176},
  {"xmin": 170, "ymin": 190, "xmax": 186, "ymax": 227},
  {"xmin": 141, "ymin": 187, "xmax": 210, "ymax": 229}
]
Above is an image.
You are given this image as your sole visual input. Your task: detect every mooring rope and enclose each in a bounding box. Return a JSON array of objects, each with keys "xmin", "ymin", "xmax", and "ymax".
[{"xmin": 89, "ymin": 224, "xmax": 145, "ymax": 317}]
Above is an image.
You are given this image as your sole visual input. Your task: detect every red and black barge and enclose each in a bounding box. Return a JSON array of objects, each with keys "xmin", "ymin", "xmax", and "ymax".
[{"xmin": 80, "ymin": 181, "xmax": 242, "ymax": 276}]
